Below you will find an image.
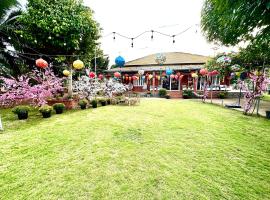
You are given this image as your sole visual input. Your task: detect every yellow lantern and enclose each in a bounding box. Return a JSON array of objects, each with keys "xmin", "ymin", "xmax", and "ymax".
[
  {"xmin": 157, "ymin": 76, "xmax": 160, "ymax": 80},
  {"xmin": 63, "ymin": 70, "xmax": 70, "ymax": 76},
  {"xmin": 236, "ymin": 72, "xmax": 241, "ymax": 77},
  {"xmin": 148, "ymin": 74, "xmax": 153, "ymax": 79},
  {"xmin": 191, "ymin": 73, "xmax": 198, "ymax": 78},
  {"xmin": 73, "ymin": 59, "xmax": 84, "ymax": 70}
]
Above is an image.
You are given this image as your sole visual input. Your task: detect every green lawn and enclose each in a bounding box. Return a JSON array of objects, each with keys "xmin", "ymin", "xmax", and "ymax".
[
  {"xmin": 0, "ymin": 99, "xmax": 270, "ymax": 199},
  {"xmin": 262, "ymin": 93, "xmax": 270, "ymax": 102}
]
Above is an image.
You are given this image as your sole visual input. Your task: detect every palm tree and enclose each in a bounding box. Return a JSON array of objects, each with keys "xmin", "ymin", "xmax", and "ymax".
[{"xmin": 0, "ymin": 0, "xmax": 22, "ymax": 76}]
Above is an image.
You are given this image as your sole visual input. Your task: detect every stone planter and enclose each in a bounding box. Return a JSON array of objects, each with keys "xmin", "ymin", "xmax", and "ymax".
[{"xmin": 47, "ymin": 99, "xmax": 77, "ymax": 110}]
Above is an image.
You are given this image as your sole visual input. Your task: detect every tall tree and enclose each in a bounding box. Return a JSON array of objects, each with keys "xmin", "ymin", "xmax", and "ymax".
[
  {"xmin": 201, "ymin": 0, "xmax": 270, "ymax": 66},
  {"xmin": 15, "ymin": 0, "xmax": 101, "ymax": 74}
]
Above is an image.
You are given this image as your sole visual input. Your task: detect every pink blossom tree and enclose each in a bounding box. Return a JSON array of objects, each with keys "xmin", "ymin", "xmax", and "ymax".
[{"xmin": 0, "ymin": 68, "xmax": 64, "ymax": 107}]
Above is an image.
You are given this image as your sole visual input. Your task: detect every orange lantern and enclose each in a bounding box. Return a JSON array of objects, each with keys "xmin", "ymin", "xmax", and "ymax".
[{"xmin": 36, "ymin": 58, "xmax": 48, "ymax": 69}]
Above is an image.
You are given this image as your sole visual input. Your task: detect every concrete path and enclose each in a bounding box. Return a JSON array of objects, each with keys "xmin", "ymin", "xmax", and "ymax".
[{"xmin": 195, "ymin": 98, "xmax": 270, "ymax": 117}]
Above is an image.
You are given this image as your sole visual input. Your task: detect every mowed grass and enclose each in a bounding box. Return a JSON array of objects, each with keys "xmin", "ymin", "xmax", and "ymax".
[{"xmin": 0, "ymin": 99, "xmax": 270, "ymax": 200}]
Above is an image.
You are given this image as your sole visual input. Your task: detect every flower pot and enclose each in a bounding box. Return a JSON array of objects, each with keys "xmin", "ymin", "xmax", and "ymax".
[
  {"xmin": 17, "ymin": 111, "xmax": 28, "ymax": 120},
  {"xmin": 266, "ymin": 111, "xmax": 270, "ymax": 119},
  {"xmin": 55, "ymin": 108, "xmax": 64, "ymax": 114},
  {"xmin": 80, "ymin": 105, "xmax": 87, "ymax": 110},
  {"xmin": 42, "ymin": 112, "xmax": 52, "ymax": 118}
]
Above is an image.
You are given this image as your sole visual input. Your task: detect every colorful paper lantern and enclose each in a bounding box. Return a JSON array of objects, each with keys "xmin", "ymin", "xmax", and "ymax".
[
  {"xmin": 200, "ymin": 68, "xmax": 208, "ymax": 76},
  {"xmin": 166, "ymin": 69, "xmax": 173, "ymax": 76},
  {"xmin": 211, "ymin": 70, "xmax": 219, "ymax": 76},
  {"xmin": 162, "ymin": 72, "xmax": 166, "ymax": 76},
  {"xmin": 138, "ymin": 70, "xmax": 144, "ymax": 76},
  {"xmin": 157, "ymin": 76, "xmax": 161, "ymax": 80},
  {"xmin": 36, "ymin": 58, "xmax": 48, "ymax": 69},
  {"xmin": 174, "ymin": 75, "xmax": 178, "ymax": 80},
  {"xmin": 191, "ymin": 73, "xmax": 198, "ymax": 78},
  {"xmin": 63, "ymin": 70, "xmax": 70, "ymax": 76},
  {"xmin": 170, "ymin": 74, "xmax": 175, "ymax": 79},
  {"xmin": 148, "ymin": 74, "xmax": 153, "ymax": 79},
  {"xmin": 176, "ymin": 72, "xmax": 181, "ymax": 77},
  {"xmin": 129, "ymin": 77, "xmax": 132, "ymax": 81},
  {"xmin": 73, "ymin": 59, "xmax": 84, "ymax": 70},
  {"xmin": 115, "ymin": 56, "xmax": 125, "ymax": 67},
  {"xmin": 132, "ymin": 76, "xmax": 138, "ymax": 80},
  {"xmin": 235, "ymin": 72, "xmax": 241, "ymax": 77},
  {"xmin": 98, "ymin": 74, "xmax": 104, "ymax": 80},
  {"xmin": 114, "ymin": 72, "xmax": 121, "ymax": 78},
  {"xmin": 89, "ymin": 72, "xmax": 96, "ymax": 78},
  {"xmin": 179, "ymin": 75, "xmax": 184, "ymax": 80}
]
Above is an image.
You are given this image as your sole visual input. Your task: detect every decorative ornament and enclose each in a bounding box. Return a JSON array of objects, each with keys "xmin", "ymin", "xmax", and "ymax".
[
  {"xmin": 191, "ymin": 73, "xmax": 198, "ymax": 78},
  {"xmin": 148, "ymin": 74, "xmax": 153, "ymax": 80},
  {"xmin": 115, "ymin": 56, "xmax": 125, "ymax": 67},
  {"xmin": 200, "ymin": 68, "xmax": 208, "ymax": 76},
  {"xmin": 162, "ymin": 72, "xmax": 166, "ymax": 77},
  {"xmin": 166, "ymin": 69, "xmax": 173, "ymax": 76},
  {"xmin": 63, "ymin": 70, "xmax": 70, "ymax": 76},
  {"xmin": 138, "ymin": 70, "xmax": 145, "ymax": 76},
  {"xmin": 157, "ymin": 76, "xmax": 161, "ymax": 80},
  {"xmin": 155, "ymin": 53, "xmax": 166, "ymax": 65},
  {"xmin": 114, "ymin": 72, "xmax": 121, "ymax": 78},
  {"xmin": 179, "ymin": 75, "xmax": 184, "ymax": 80},
  {"xmin": 170, "ymin": 74, "xmax": 175, "ymax": 79},
  {"xmin": 132, "ymin": 76, "xmax": 138, "ymax": 80},
  {"xmin": 98, "ymin": 74, "xmax": 104, "ymax": 80},
  {"xmin": 73, "ymin": 59, "xmax": 84, "ymax": 70},
  {"xmin": 211, "ymin": 70, "xmax": 219, "ymax": 76},
  {"xmin": 89, "ymin": 72, "xmax": 96, "ymax": 79},
  {"xmin": 174, "ymin": 75, "xmax": 178, "ymax": 80},
  {"xmin": 235, "ymin": 72, "xmax": 241, "ymax": 77},
  {"xmin": 231, "ymin": 64, "xmax": 241, "ymax": 72},
  {"xmin": 36, "ymin": 58, "xmax": 48, "ymax": 69},
  {"xmin": 176, "ymin": 72, "xmax": 181, "ymax": 77}
]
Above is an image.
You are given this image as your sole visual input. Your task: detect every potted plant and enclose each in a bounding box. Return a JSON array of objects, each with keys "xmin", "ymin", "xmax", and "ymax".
[
  {"xmin": 39, "ymin": 105, "xmax": 53, "ymax": 118},
  {"xmin": 78, "ymin": 99, "xmax": 88, "ymax": 110},
  {"xmin": 53, "ymin": 103, "xmax": 65, "ymax": 114},
  {"xmin": 183, "ymin": 89, "xmax": 193, "ymax": 99},
  {"xmin": 12, "ymin": 106, "xmax": 30, "ymax": 120},
  {"xmin": 266, "ymin": 110, "xmax": 270, "ymax": 119},
  {"xmin": 91, "ymin": 99, "xmax": 98, "ymax": 108},
  {"xmin": 158, "ymin": 88, "xmax": 167, "ymax": 98},
  {"xmin": 217, "ymin": 91, "xmax": 228, "ymax": 99},
  {"xmin": 99, "ymin": 98, "xmax": 107, "ymax": 106},
  {"xmin": 165, "ymin": 94, "xmax": 171, "ymax": 99},
  {"xmin": 106, "ymin": 98, "xmax": 111, "ymax": 105}
]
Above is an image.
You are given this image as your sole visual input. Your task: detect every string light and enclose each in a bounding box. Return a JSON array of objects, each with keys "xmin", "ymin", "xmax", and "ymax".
[
  {"xmin": 113, "ymin": 32, "xmax": 116, "ymax": 40},
  {"xmin": 48, "ymin": 36, "xmax": 52, "ymax": 40},
  {"xmin": 172, "ymin": 35, "xmax": 175, "ymax": 44},
  {"xmin": 151, "ymin": 30, "xmax": 154, "ymax": 40},
  {"xmin": 131, "ymin": 38, "xmax": 134, "ymax": 48}
]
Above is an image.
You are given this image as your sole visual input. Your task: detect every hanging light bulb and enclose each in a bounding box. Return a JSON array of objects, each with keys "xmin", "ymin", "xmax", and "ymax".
[
  {"xmin": 172, "ymin": 35, "xmax": 175, "ymax": 44},
  {"xmin": 8, "ymin": 37, "xmax": 11, "ymax": 40},
  {"xmin": 34, "ymin": 39, "xmax": 37, "ymax": 43},
  {"xmin": 64, "ymin": 42, "xmax": 66, "ymax": 46},
  {"xmin": 20, "ymin": 35, "xmax": 23, "ymax": 38},
  {"xmin": 151, "ymin": 30, "xmax": 154, "ymax": 40},
  {"xmin": 79, "ymin": 37, "xmax": 82, "ymax": 41},
  {"xmin": 48, "ymin": 36, "xmax": 52, "ymax": 40},
  {"xmin": 131, "ymin": 38, "xmax": 134, "ymax": 48},
  {"xmin": 113, "ymin": 32, "xmax": 116, "ymax": 40}
]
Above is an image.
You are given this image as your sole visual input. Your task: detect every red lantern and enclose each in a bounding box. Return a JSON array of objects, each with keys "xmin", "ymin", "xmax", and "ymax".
[
  {"xmin": 170, "ymin": 74, "xmax": 175, "ymax": 79},
  {"xmin": 200, "ymin": 68, "xmax": 208, "ymax": 76},
  {"xmin": 126, "ymin": 76, "xmax": 129, "ymax": 81},
  {"xmin": 36, "ymin": 58, "xmax": 48, "ymax": 69},
  {"xmin": 211, "ymin": 70, "xmax": 219, "ymax": 76},
  {"xmin": 132, "ymin": 76, "xmax": 138, "ymax": 80},
  {"xmin": 175, "ymin": 75, "xmax": 179, "ymax": 80},
  {"xmin": 89, "ymin": 72, "xmax": 96, "ymax": 78},
  {"xmin": 98, "ymin": 74, "xmax": 104, "ymax": 80},
  {"xmin": 114, "ymin": 72, "xmax": 121, "ymax": 78},
  {"xmin": 176, "ymin": 72, "xmax": 181, "ymax": 77},
  {"xmin": 179, "ymin": 75, "xmax": 184, "ymax": 80}
]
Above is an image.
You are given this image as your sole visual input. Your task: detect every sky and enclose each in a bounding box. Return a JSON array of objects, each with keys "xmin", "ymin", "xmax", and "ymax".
[{"xmin": 20, "ymin": 0, "xmax": 238, "ymax": 64}]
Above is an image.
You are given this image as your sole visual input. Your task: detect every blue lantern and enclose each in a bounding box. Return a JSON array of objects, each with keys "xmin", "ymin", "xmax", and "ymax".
[
  {"xmin": 166, "ymin": 69, "xmax": 173, "ymax": 76},
  {"xmin": 115, "ymin": 56, "xmax": 125, "ymax": 67}
]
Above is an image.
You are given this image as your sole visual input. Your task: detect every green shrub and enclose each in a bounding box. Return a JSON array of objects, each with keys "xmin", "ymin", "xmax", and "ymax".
[
  {"xmin": 183, "ymin": 89, "xmax": 193, "ymax": 99},
  {"xmin": 158, "ymin": 89, "xmax": 167, "ymax": 97},
  {"xmin": 217, "ymin": 92, "xmax": 228, "ymax": 99},
  {"xmin": 78, "ymin": 99, "xmax": 88, "ymax": 106},
  {"xmin": 91, "ymin": 99, "xmax": 98, "ymax": 108},
  {"xmin": 53, "ymin": 103, "xmax": 65, "ymax": 114},
  {"xmin": 98, "ymin": 98, "xmax": 107, "ymax": 106},
  {"xmin": 12, "ymin": 106, "xmax": 30, "ymax": 114},
  {"xmin": 106, "ymin": 98, "xmax": 111, "ymax": 105},
  {"xmin": 12, "ymin": 106, "xmax": 30, "ymax": 120},
  {"xmin": 39, "ymin": 105, "xmax": 53, "ymax": 113}
]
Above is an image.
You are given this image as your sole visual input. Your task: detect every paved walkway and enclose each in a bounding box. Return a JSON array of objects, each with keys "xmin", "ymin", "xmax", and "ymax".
[{"xmin": 195, "ymin": 98, "xmax": 270, "ymax": 117}]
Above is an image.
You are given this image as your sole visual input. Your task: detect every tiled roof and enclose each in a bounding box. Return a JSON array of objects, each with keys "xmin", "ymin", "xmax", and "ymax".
[{"xmin": 124, "ymin": 52, "xmax": 211, "ymax": 66}]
